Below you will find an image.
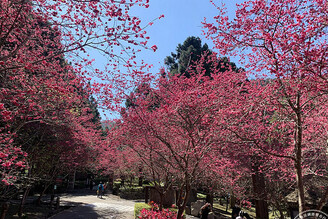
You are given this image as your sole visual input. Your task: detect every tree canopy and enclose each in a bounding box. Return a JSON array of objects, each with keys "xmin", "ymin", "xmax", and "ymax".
[{"xmin": 164, "ymin": 36, "xmax": 239, "ymax": 78}]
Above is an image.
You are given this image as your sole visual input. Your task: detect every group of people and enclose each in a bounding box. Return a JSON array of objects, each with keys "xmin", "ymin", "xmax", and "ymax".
[{"xmin": 200, "ymin": 203, "xmax": 252, "ymax": 219}]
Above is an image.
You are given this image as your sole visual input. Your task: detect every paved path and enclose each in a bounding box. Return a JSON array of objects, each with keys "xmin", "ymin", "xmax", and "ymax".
[
  {"xmin": 49, "ymin": 189, "xmax": 199, "ymax": 219},
  {"xmin": 49, "ymin": 191, "xmax": 137, "ymax": 219}
]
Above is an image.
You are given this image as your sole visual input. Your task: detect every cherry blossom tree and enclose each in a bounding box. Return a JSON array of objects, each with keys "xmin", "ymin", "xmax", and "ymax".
[
  {"xmin": 1, "ymin": 0, "xmax": 158, "ymax": 208},
  {"xmin": 112, "ymin": 55, "xmax": 248, "ymax": 218},
  {"xmin": 204, "ymin": 0, "xmax": 328, "ymax": 213}
]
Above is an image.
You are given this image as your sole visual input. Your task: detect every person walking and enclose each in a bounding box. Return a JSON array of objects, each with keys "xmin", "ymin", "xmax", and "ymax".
[{"xmin": 97, "ymin": 182, "xmax": 104, "ymax": 198}]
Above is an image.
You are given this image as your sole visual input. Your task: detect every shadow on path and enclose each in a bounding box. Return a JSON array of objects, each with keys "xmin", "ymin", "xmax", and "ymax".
[{"xmin": 49, "ymin": 189, "xmax": 135, "ymax": 219}]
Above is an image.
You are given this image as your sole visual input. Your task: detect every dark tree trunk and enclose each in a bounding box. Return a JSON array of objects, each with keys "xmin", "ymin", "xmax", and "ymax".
[
  {"xmin": 55, "ymin": 197, "xmax": 60, "ymax": 210},
  {"xmin": 206, "ymin": 193, "xmax": 214, "ymax": 206},
  {"xmin": 230, "ymin": 194, "xmax": 236, "ymax": 209},
  {"xmin": 138, "ymin": 167, "xmax": 143, "ymax": 186},
  {"xmin": 90, "ymin": 179, "xmax": 93, "ymax": 190},
  {"xmin": 107, "ymin": 172, "xmax": 114, "ymax": 190},
  {"xmin": 295, "ymin": 133, "xmax": 306, "ymax": 212},
  {"xmin": 120, "ymin": 176, "xmax": 125, "ymax": 186},
  {"xmin": 294, "ymin": 93, "xmax": 306, "ymax": 213},
  {"xmin": 37, "ymin": 184, "xmax": 50, "ymax": 206},
  {"xmin": 145, "ymin": 186, "xmax": 149, "ymax": 203},
  {"xmin": 138, "ymin": 176, "xmax": 143, "ymax": 186},
  {"xmin": 50, "ymin": 194, "xmax": 55, "ymax": 209},
  {"xmin": 317, "ymin": 186, "xmax": 328, "ymax": 210},
  {"xmin": 159, "ymin": 191, "xmax": 164, "ymax": 211},
  {"xmin": 177, "ymin": 182, "xmax": 190, "ymax": 219},
  {"xmin": 1, "ymin": 202, "xmax": 9, "ymax": 219},
  {"xmin": 252, "ymin": 160, "xmax": 269, "ymax": 219},
  {"xmin": 18, "ymin": 187, "xmax": 30, "ymax": 217}
]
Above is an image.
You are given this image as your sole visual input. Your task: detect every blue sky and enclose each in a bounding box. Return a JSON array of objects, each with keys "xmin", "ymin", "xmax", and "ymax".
[
  {"xmin": 97, "ymin": 0, "xmax": 245, "ymax": 119},
  {"xmin": 128, "ymin": 0, "xmax": 244, "ymax": 74}
]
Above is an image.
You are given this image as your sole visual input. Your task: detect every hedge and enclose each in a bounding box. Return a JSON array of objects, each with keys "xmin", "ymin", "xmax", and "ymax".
[{"xmin": 119, "ymin": 186, "xmax": 144, "ymax": 200}]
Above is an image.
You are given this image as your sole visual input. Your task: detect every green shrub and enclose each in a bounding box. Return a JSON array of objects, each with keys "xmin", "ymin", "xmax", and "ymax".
[
  {"xmin": 112, "ymin": 181, "xmax": 121, "ymax": 195},
  {"xmin": 169, "ymin": 208, "xmax": 186, "ymax": 217},
  {"xmin": 113, "ymin": 181, "xmax": 121, "ymax": 188},
  {"xmin": 197, "ymin": 193, "xmax": 207, "ymax": 199},
  {"xmin": 119, "ymin": 186, "xmax": 144, "ymax": 200},
  {"xmin": 134, "ymin": 203, "xmax": 151, "ymax": 218}
]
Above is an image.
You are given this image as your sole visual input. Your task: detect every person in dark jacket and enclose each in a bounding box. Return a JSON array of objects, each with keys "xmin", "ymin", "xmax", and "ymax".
[
  {"xmin": 200, "ymin": 203, "xmax": 212, "ymax": 219},
  {"xmin": 232, "ymin": 206, "xmax": 241, "ymax": 219}
]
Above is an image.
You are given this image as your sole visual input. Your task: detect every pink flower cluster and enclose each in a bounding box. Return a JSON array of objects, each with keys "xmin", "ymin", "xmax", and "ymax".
[
  {"xmin": 241, "ymin": 200, "xmax": 252, "ymax": 209},
  {"xmin": 139, "ymin": 208, "xmax": 177, "ymax": 219},
  {"xmin": 138, "ymin": 201, "xmax": 177, "ymax": 219}
]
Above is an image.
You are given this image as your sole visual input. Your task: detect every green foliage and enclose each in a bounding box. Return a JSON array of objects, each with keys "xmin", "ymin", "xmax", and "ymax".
[
  {"xmin": 165, "ymin": 36, "xmax": 210, "ymax": 77},
  {"xmin": 168, "ymin": 208, "xmax": 185, "ymax": 216},
  {"xmin": 134, "ymin": 203, "xmax": 152, "ymax": 217},
  {"xmin": 89, "ymin": 96, "xmax": 101, "ymax": 125},
  {"xmin": 120, "ymin": 186, "xmax": 143, "ymax": 192},
  {"xmin": 112, "ymin": 181, "xmax": 121, "ymax": 195},
  {"xmin": 164, "ymin": 36, "xmax": 240, "ymax": 78},
  {"xmin": 114, "ymin": 180, "xmax": 121, "ymax": 187},
  {"xmin": 119, "ymin": 186, "xmax": 144, "ymax": 200},
  {"xmin": 197, "ymin": 193, "xmax": 207, "ymax": 199}
]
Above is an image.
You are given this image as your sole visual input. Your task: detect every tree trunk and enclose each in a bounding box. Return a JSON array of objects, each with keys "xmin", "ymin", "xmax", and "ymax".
[
  {"xmin": 145, "ymin": 186, "xmax": 149, "ymax": 203},
  {"xmin": 55, "ymin": 197, "xmax": 60, "ymax": 210},
  {"xmin": 177, "ymin": 183, "xmax": 190, "ymax": 219},
  {"xmin": 254, "ymin": 199, "xmax": 269, "ymax": 219},
  {"xmin": 138, "ymin": 176, "xmax": 143, "ymax": 186},
  {"xmin": 89, "ymin": 179, "xmax": 94, "ymax": 190},
  {"xmin": 206, "ymin": 193, "xmax": 214, "ymax": 206},
  {"xmin": 230, "ymin": 194, "xmax": 236, "ymax": 208},
  {"xmin": 121, "ymin": 176, "xmax": 125, "ymax": 186},
  {"xmin": 138, "ymin": 167, "xmax": 143, "ymax": 186},
  {"xmin": 159, "ymin": 191, "xmax": 164, "ymax": 211},
  {"xmin": 316, "ymin": 186, "xmax": 328, "ymax": 210},
  {"xmin": 37, "ymin": 184, "xmax": 49, "ymax": 206},
  {"xmin": 50, "ymin": 194, "xmax": 55, "ymax": 209},
  {"xmin": 1, "ymin": 202, "xmax": 9, "ymax": 219},
  {"xmin": 295, "ymin": 110, "xmax": 306, "ymax": 213},
  {"xmin": 318, "ymin": 137, "xmax": 328, "ymax": 210},
  {"xmin": 295, "ymin": 159, "xmax": 306, "ymax": 213},
  {"xmin": 252, "ymin": 160, "xmax": 269, "ymax": 219},
  {"xmin": 18, "ymin": 187, "xmax": 30, "ymax": 217},
  {"xmin": 107, "ymin": 172, "xmax": 113, "ymax": 190}
]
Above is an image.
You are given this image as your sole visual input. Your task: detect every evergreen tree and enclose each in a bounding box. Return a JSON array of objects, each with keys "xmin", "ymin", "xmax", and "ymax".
[{"xmin": 164, "ymin": 36, "xmax": 239, "ymax": 78}]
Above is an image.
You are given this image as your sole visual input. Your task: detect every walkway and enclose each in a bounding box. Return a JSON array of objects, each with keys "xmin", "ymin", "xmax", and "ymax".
[
  {"xmin": 49, "ymin": 189, "xmax": 199, "ymax": 219},
  {"xmin": 49, "ymin": 191, "xmax": 136, "ymax": 219}
]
